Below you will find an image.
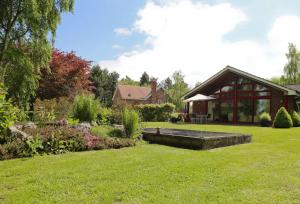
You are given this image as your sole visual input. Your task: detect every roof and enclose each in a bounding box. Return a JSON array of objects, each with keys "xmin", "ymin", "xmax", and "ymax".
[
  {"xmin": 114, "ymin": 85, "xmax": 151, "ymax": 100},
  {"xmin": 182, "ymin": 65, "xmax": 299, "ymax": 99},
  {"xmin": 285, "ymin": 84, "xmax": 300, "ymax": 93}
]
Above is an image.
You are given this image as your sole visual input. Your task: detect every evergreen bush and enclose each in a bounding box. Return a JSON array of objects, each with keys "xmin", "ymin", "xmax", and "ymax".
[
  {"xmin": 273, "ymin": 107, "xmax": 293, "ymax": 128},
  {"xmin": 291, "ymin": 111, "xmax": 300, "ymax": 127}
]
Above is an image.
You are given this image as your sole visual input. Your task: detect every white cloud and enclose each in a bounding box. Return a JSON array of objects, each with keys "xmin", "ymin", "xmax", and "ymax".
[
  {"xmin": 101, "ymin": 0, "xmax": 300, "ymax": 86},
  {"xmin": 114, "ymin": 27, "xmax": 132, "ymax": 36}
]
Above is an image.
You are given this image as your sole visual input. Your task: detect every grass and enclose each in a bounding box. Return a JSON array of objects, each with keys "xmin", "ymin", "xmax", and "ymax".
[{"xmin": 1, "ymin": 122, "xmax": 300, "ymax": 203}]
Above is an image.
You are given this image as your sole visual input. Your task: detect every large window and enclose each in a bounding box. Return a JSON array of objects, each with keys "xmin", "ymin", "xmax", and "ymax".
[
  {"xmin": 238, "ymin": 100, "xmax": 253, "ymax": 122},
  {"xmin": 254, "ymin": 99, "xmax": 270, "ymax": 122},
  {"xmin": 220, "ymin": 101, "xmax": 233, "ymax": 122}
]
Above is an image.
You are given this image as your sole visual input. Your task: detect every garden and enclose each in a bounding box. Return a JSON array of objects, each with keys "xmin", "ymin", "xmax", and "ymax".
[{"xmin": 1, "ymin": 123, "xmax": 300, "ymax": 203}]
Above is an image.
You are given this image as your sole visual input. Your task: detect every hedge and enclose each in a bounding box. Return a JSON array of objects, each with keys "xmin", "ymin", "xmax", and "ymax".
[{"xmin": 135, "ymin": 103, "xmax": 175, "ymax": 122}]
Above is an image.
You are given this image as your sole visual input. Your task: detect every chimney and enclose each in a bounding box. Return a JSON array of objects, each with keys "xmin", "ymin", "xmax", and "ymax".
[{"xmin": 151, "ymin": 79, "xmax": 157, "ymax": 103}]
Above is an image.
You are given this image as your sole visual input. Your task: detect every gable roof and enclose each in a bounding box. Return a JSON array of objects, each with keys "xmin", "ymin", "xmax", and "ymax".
[
  {"xmin": 113, "ymin": 85, "xmax": 151, "ymax": 101},
  {"xmin": 182, "ymin": 65, "xmax": 299, "ymax": 99},
  {"xmin": 285, "ymin": 84, "xmax": 300, "ymax": 93}
]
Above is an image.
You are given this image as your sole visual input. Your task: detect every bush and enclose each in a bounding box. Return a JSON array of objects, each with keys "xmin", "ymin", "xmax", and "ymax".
[
  {"xmin": 24, "ymin": 126, "xmax": 85, "ymax": 154},
  {"xmin": 291, "ymin": 111, "xmax": 300, "ymax": 127},
  {"xmin": 122, "ymin": 108, "xmax": 140, "ymax": 138},
  {"xmin": 273, "ymin": 107, "xmax": 293, "ymax": 128},
  {"xmin": 72, "ymin": 94, "xmax": 100, "ymax": 122},
  {"xmin": 97, "ymin": 107, "xmax": 113, "ymax": 125},
  {"xmin": 0, "ymin": 84, "xmax": 17, "ymax": 143},
  {"xmin": 33, "ymin": 97, "xmax": 73, "ymax": 122},
  {"xmin": 135, "ymin": 103, "xmax": 175, "ymax": 122},
  {"xmin": 259, "ymin": 112, "xmax": 271, "ymax": 127},
  {"xmin": 0, "ymin": 138, "xmax": 28, "ymax": 160},
  {"xmin": 170, "ymin": 113, "xmax": 183, "ymax": 123}
]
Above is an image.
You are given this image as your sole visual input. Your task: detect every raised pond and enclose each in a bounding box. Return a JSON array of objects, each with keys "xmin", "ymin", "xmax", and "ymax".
[{"xmin": 142, "ymin": 128, "xmax": 252, "ymax": 150}]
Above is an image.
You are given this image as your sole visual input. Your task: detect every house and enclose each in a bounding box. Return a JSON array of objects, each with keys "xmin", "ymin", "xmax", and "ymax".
[
  {"xmin": 112, "ymin": 80, "xmax": 166, "ymax": 106},
  {"xmin": 182, "ymin": 65, "xmax": 300, "ymax": 124}
]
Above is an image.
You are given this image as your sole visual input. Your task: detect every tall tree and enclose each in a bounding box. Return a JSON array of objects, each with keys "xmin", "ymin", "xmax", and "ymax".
[
  {"xmin": 160, "ymin": 77, "xmax": 173, "ymax": 90},
  {"xmin": 90, "ymin": 65, "xmax": 119, "ymax": 107},
  {"xmin": 166, "ymin": 71, "xmax": 189, "ymax": 111},
  {"xmin": 0, "ymin": 0, "xmax": 74, "ymax": 108},
  {"xmin": 119, "ymin": 76, "xmax": 139, "ymax": 86},
  {"xmin": 37, "ymin": 49, "xmax": 91, "ymax": 100},
  {"xmin": 140, "ymin": 72, "xmax": 150, "ymax": 86},
  {"xmin": 284, "ymin": 43, "xmax": 300, "ymax": 84}
]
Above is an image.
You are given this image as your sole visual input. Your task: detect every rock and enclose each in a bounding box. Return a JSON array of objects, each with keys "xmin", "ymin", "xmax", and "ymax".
[
  {"xmin": 8, "ymin": 126, "xmax": 30, "ymax": 140},
  {"xmin": 22, "ymin": 122, "xmax": 37, "ymax": 129}
]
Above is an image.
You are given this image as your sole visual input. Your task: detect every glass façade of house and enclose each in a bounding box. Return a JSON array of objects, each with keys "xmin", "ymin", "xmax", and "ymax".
[{"xmin": 182, "ymin": 66, "xmax": 300, "ymax": 124}]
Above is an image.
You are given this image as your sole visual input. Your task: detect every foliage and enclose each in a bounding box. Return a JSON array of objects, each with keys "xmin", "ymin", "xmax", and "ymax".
[
  {"xmin": 135, "ymin": 103, "xmax": 175, "ymax": 122},
  {"xmin": 259, "ymin": 112, "xmax": 272, "ymax": 127},
  {"xmin": 90, "ymin": 65, "xmax": 119, "ymax": 107},
  {"xmin": 259, "ymin": 112, "xmax": 271, "ymax": 121},
  {"xmin": 283, "ymin": 43, "xmax": 300, "ymax": 84},
  {"xmin": 97, "ymin": 107, "xmax": 122, "ymax": 125},
  {"xmin": 170, "ymin": 113, "xmax": 183, "ymax": 123},
  {"xmin": 0, "ymin": 84, "xmax": 17, "ymax": 141},
  {"xmin": 119, "ymin": 76, "xmax": 139, "ymax": 86},
  {"xmin": 166, "ymin": 71, "xmax": 189, "ymax": 111},
  {"xmin": 140, "ymin": 72, "xmax": 150, "ymax": 86},
  {"xmin": 160, "ymin": 77, "xmax": 173, "ymax": 90},
  {"xmin": 291, "ymin": 111, "xmax": 300, "ymax": 127},
  {"xmin": 0, "ymin": 138, "xmax": 28, "ymax": 160},
  {"xmin": 37, "ymin": 50, "xmax": 91, "ymax": 100},
  {"xmin": 91, "ymin": 125, "xmax": 124, "ymax": 138},
  {"xmin": 33, "ymin": 97, "xmax": 73, "ymax": 122},
  {"xmin": 0, "ymin": 0, "xmax": 74, "ymax": 108},
  {"xmin": 72, "ymin": 94, "xmax": 100, "ymax": 122},
  {"xmin": 270, "ymin": 76, "xmax": 287, "ymax": 85},
  {"xmin": 273, "ymin": 107, "xmax": 293, "ymax": 128},
  {"xmin": 24, "ymin": 126, "xmax": 85, "ymax": 154},
  {"xmin": 122, "ymin": 108, "xmax": 140, "ymax": 138}
]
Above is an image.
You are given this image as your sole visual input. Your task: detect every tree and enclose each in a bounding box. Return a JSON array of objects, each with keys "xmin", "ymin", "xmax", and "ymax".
[
  {"xmin": 284, "ymin": 43, "xmax": 300, "ymax": 84},
  {"xmin": 0, "ymin": 0, "xmax": 74, "ymax": 108},
  {"xmin": 160, "ymin": 77, "xmax": 173, "ymax": 90},
  {"xmin": 140, "ymin": 72, "xmax": 150, "ymax": 86},
  {"xmin": 119, "ymin": 76, "xmax": 139, "ymax": 86},
  {"xmin": 90, "ymin": 65, "xmax": 119, "ymax": 107},
  {"xmin": 37, "ymin": 49, "xmax": 91, "ymax": 100},
  {"xmin": 166, "ymin": 71, "xmax": 189, "ymax": 111}
]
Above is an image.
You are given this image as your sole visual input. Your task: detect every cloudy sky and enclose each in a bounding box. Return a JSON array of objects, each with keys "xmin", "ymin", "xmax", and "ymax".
[{"xmin": 56, "ymin": 0, "xmax": 300, "ymax": 87}]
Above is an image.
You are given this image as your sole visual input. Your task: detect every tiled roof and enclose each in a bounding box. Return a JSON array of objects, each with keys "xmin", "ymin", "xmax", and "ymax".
[
  {"xmin": 285, "ymin": 84, "xmax": 300, "ymax": 93},
  {"xmin": 117, "ymin": 85, "xmax": 151, "ymax": 100}
]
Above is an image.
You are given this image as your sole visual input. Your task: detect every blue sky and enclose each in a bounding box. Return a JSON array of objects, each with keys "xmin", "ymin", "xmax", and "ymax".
[{"xmin": 55, "ymin": 0, "xmax": 300, "ymax": 85}]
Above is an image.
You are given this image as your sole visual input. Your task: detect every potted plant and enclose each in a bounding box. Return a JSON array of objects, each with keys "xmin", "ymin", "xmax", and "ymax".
[{"xmin": 259, "ymin": 112, "xmax": 272, "ymax": 127}]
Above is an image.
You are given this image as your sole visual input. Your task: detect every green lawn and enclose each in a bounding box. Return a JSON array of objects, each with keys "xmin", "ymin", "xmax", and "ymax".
[{"xmin": 1, "ymin": 123, "xmax": 300, "ymax": 203}]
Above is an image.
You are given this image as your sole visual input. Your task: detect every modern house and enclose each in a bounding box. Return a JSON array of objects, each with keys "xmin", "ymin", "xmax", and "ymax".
[
  {"xmin": 112, "ymin": 80, "xmax": 166, "ymax": 106},
  {"xmin": 182, "ymin": 65, "xmax": 300, "ymax": 124}
]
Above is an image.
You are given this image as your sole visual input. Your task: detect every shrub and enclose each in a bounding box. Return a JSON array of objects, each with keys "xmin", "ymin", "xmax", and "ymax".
[
  {"xmin": 0, "ymin": 138, "xmax": 27, "ymax": 160},
  {"xmin": 97, "ymin": 107, "xmax": 113, "ymax": 125},
  {"xmin": 24, "ymin": 126, "xmax": 85, "ymax": 154},
  {"xmin": 170, "ymin": 113, "xmax": 183, "ymax": 123},
  {"xmin": 291, "ymin": 111, "xmax": 300, "ymax": 127},
  {"xmin": 122, "ymin": 108, "xmax": 140, "ymax": 138},
  {"xmin": 0, "ymin": 84, "xmax": 17, "ymax": 143},
  {"xmin": 72, "ymin": 94, "xmax": 100, "ymax": 122},
  {"xmin": 259, "ymin": 112, "xmax": 272, "ymax": 127},
  {"xmin": 135, "ymin": 103, "xmax": 175, "ymax": 122},
  {"xmin": 273, "ymin": 107, "xmax": 293, "ymax": 128}
]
